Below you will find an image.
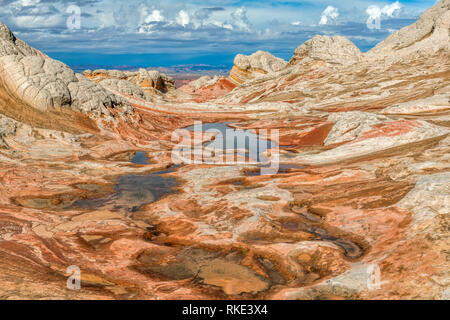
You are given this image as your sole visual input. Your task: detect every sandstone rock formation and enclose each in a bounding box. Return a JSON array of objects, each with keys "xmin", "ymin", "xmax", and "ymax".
[
  {"xmin": 228, "ymin": 50, "xmax": 288, "ymax": 85},
  {"xmin": 0, "ymin": 114, "xmax": 16, "ymax": 149},
  {"xmin": 324, "ymin": 111, "xmax": 389, "ymax": 146},
  {"xmin": 188, "ymin": 75, "xmax": 222, "ymax": 91},
  {"xmin": 289, "ymin": 35, "xmax": 363, "ymax": 66},
  {"xmin": 366, "ymin": 0, "xmax": 450, "ymax": 64},
  {"xmin": 0, "ymin": 1, "xmax": 448, "ymax": 301},
  {"xmin": 0, "ymin": 22, "xmax": 132, "ymax": 132},
  {"xmin": 99, "ymin": 78, "xmax": 146, "ymax": 100},
  {"xmin": 178, "ymin": 75, "xmax": 237, "ymax": 102},
  {"xmin": 84, "ymin": 68, "xmax": 179, "ymax": 102}
]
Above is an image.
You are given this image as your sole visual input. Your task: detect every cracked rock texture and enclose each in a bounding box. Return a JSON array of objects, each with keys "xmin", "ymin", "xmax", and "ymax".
[
  {"xmin": 0, "ymin": 0, "xmax": 448, "ymax": 300},
  {"xmin": 83, "ymin": 68, "xmax": 186, "ymax": 103},
  {"xmin": 229, "ymin": 50, "xmax": 288, "ymax": 85},
  {"xmin": 289, "ymin": 35, "xmax": 363, "ymax": 66},
  {"xmin": 0, "ymin": 22, "xmax": 132, "ymax": 125}
]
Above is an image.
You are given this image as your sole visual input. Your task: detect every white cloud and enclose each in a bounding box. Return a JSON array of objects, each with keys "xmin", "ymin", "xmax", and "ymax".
[
  {"xmin": 319, "ymin": 6, "xmax": 339, "ymax": 25},
  {"xmin": 222, "ymin": 23, "xmax": 233, "ymax": 30},
  {"xmin": 229, "ymin": 7, "xmax": 251, "ymax": 31},
  {"xmin": 176, "ymin": 10, "xmax": 190, "ymax": 27},
  {"xmin": 14, "ymin": 0, "xmax": 41, "ymax": 7},
  {"xmin": 366, "ymin": 5, "xmax": 382, "ymax": 21},
  {"xmin": 13, "ymin": 15, "xmax": 63, "ymax": 28},
  {"xmin": 291, "ymin": 21, "xmax": 301, "ymax": 26},
  {"xmin": 382, "ymin": 1, "xmax": 402, "ymax": 17},
  {"xmin": 144, "ymin": 10, "xmax": 164, "ymax": 24},
  {"xmin": 367, "ymin": 1, "xmax": 402, "ymax": 20}
]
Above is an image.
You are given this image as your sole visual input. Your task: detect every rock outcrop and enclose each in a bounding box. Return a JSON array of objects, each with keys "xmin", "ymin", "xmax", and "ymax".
[
  {"xmin": 84, "ymin": 68, "xmax": 176, "ymax": 101},
  {"xmin": 187, "ymin": 76, "xmax": 222, "ymax": 91},
  {"xmin": 0, "ymin": 22, "xmax": 132, "ymax": 129},
  {"xmin": 366, "ymin": 0, "xmax": 450, "ymax": 63},
  {"xmin": 228, "ymin": 50, "xmax": 288, "ymax": 85},
  {"xmin": 324, "ymin": 111, "xmax": 389, "ymax": 146},
  {"xmin": 289, "ymin": 35, "xmax": 363, "ymax": 66},
  {"xmin": 0, "ymin": 114, "xmax": 16, "ymax": 149},
  {"xmin": 0, "ymin": 1, "xmax": 448, "ymax": 301},
  {"xmin": 178, "ymin": 75, "xmax": 237, "ymax": 102},
  {"xmin": 218, "ymin": 0, "xmax": 449, "ymax": 106},
  {"xmin": 99, "ymin": 78, "xmax": 146, "ymax": 100}
]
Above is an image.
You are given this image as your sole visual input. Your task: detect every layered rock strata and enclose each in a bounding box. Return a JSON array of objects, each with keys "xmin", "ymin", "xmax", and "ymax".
[
  {"xmin": 0, "ymin": 22, "xmax": 133, "ymax": 134},
  {"xmin": 0, "ymin": 0, "xmax": 448, "ymax": 301},
  {"xmin": 84, "ymin": 69, "xmax": 182, "ymax": 102},
  {"xmin": 228, "ymin": 50, "xmax": 288, "ymax": 85}
]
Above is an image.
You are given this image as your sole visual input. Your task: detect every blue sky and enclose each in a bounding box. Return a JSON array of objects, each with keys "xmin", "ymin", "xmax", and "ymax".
[{"xmin": 0, "ymin": 0, "xmax": 438, "ymax": 67}]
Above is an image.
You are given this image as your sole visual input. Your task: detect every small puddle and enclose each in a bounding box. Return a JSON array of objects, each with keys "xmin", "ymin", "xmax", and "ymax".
[
  {"xmin": 281, "ymin": 220, "xmax": 364, "ymax": 260},
  {"xmin": 136, "ymin": 248, "xmax": 272, "ymax": 296},
  {"xmin": 131, "ymin": 152, "xmax": 151, "ymax": 165},
  {"xmin": 185, "ymin": 122, "xmax": 276, "ymax": 163},
  {"xmin": 72, "ymin": 166, "xmax": 179, "ymax": 212}
]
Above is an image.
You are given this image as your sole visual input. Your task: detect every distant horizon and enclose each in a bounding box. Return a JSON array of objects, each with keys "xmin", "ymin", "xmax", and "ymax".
[
  {"xmin": 42, "ymin": 29, "xmax": 400, "ymax": 70},
  {"xmin": 50, "ymin": 40, "xmax": 375, "ymax": 70},
  {"xmin": 1, "ymin": 0, "xmax": 437, "ymax": 68}
]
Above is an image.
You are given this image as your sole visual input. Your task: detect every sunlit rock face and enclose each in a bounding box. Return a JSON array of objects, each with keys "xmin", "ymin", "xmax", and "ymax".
[
  {"xmin": 178, "ymin": 75, "xmax": 237, "ymax": 102},
  {"xmin": 289, "ymin": 35, "xmax": 363, "ymax": 66},
  {"xmin": 0, "ymin": 0, "xmax": 449, "ymax": 300},
  {"xmin": 228, "ymin": 50, "xmax": 288, "ymax": 85},
  {"xmin": 83, "ymin": 68, "xmax": 186, "ymax": 103},
  {"xmin": 365, "ymin": 0, "xmax": 450, "ymax": 64},
  {"xmin": 0, "ymin": 22, "xmax": 133, "ymax": 132}
]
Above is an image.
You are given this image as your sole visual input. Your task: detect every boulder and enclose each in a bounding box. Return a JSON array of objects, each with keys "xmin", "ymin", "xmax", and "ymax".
[
  {"xmin": 290, "ymin": 35, "xmax": 362, "ymax": 66},
  {"xmin": 0, "ymin": 114, "xmax": 17, "ymax": 149},
  {"xmin": 229, "ymin": 51, "xmax": 288, "ymax": 85}
]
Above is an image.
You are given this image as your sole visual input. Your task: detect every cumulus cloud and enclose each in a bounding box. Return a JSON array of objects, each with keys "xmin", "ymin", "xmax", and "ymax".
[
  {"xmin": 319, "ymin": 6, "xmax": 339, "ymax": 25},
  {"xmin": 190, "ymin": 8, "xmax": 216, "ymax": 28},
  {"xmin": 367, "ymin": 1, "xmax": 402, "ymax": 21},
  {"xmin": 229, "ymin": 7, "xmax": 252, "ymax": 31},
  {"xmin": 144, "ymin": 10, "xmax": 164, "ymax": 23},
  {"xmin": 382, "ymin": 1, "xmax": 402, "ymax": 17},
  {"xmin": 176, "ymin": 10, "xmax": 189, "ymax": 27},
  {"xmin": 0, "ymin": 0, "xmax": 431, "ymax": 66}
]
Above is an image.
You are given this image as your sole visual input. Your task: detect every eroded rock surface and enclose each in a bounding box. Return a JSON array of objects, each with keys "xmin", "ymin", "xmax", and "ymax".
[
  {"xmin": 178, "ymin": 75, "xmax": 237, "ymax": 102},
  {"xmin": 289, "ymin": 35, "xmax": 362, "ymax": 66},
  {"xmin": 0, "ymin": 22, "xmax": 132, "ymax": 130},
  {"xmin": 366, "ymin": 0, "xmax": 450, "ymax": 64},
  {"xmin": 83, "ymin": 68, "xmax": 186, "ymax": 102},
  {"xmin": 0, "ymin": 0, "xmax": 448, "ymax": 301},
  {"xmin": 229, "ymin": 50, "xmax": 288, "ymax": 85}
]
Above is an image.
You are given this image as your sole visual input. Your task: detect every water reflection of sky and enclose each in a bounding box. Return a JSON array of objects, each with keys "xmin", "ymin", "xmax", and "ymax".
[{"xmin": 186, "ymin": 122, "xmax": 277, "ymax": 162}]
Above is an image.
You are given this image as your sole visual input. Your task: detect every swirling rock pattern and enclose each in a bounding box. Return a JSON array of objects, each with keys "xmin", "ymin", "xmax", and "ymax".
[
  {"xmin": 0, "ymin": 22, "xmax": 132, "ymax": 128},
  {"xmin": 83, "ymin": 68, "xmax": 187, "ymax": 103},
  {"xmin": 289, "ymin": 35, "xmax": 363, "ymax": 66},
  {"xmin": 0, "ymin": 0, "xmax": 448, "ymax": 300},
  {"xmin": 229, "ymin": 51, "xmax": 288, "ymax": 85}
]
